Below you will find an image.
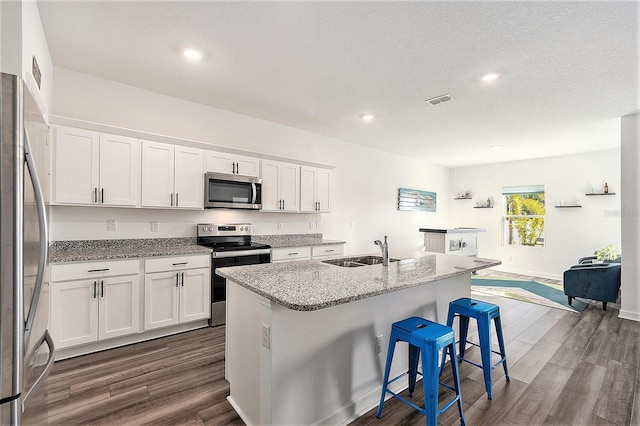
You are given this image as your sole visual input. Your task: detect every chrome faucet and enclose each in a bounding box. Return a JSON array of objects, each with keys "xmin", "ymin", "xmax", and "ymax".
[{"xmin": 374, "ymin": 236, "xmax": 389, "ymax": 266}]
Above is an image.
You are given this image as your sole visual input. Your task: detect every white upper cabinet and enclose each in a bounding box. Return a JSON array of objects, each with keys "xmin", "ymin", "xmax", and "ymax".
[
  {"xmin": 300, "ymin": 167, "xmax": 331, "ymax": 213},
  {"xmin": 141, "ymin": 141, "xmax": 203, "ymax": 209},
  {"xmin": 261, "ymin": 160, "xmax": 300, "ymax": 212},
  {"xmin": 204, "ymin": 151, "xmax": 260, "ymax": 177},
  {"xmin": 54, "ymin": 126, "xmax": 140, "ymax": 206},
  {"xmin": 174, "ymin": 146, "xmax": 204, "ymax": 209}
]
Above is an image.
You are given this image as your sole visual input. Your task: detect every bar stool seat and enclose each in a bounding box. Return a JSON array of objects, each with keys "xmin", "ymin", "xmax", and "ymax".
[
  {"xmin": 440, "ymin": 297, "xmax": 509, "ymax": 399},
  {"xmin": 376, "ymin": 316, "xmax": 465, "ymax": 426}
]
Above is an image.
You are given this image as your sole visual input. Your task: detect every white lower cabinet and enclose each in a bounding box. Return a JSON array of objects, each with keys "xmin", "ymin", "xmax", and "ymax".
[
  {"xmin": 50, "ymin": 260, "xmax": 141, "ymax": 350},
  {"xmin": 144, "ymin": 255, "xmax": 210, "ymax": 331}
]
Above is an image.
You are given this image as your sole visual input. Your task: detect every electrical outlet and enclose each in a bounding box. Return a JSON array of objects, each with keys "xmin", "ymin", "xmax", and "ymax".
[
  {"xmin": 350, "ymin": 221, "xmax": 355, "ymax": 229},
  {"xmin": 278, "ymin": 222, "xmax": 283, "ymax": 230},
  {"xmin": 151, "ymin": 221, "xmax": 159, "ymax": 232},
  {"xmin": 261, "ymin": 324, "xmax": 271, "ymax": 349},
  {"xmin": 375, "ymin": 335, "xmax": 383, "ymax": 353},
  {"xmin": 316, "ymin": 222, "xmax": 321, "ymax": 229},
  {"xmin": 309, "ymin": 222, "xmax": 314, "ymax": 230},
  {"xmin": 107, "ymin": 219, "xmax": 117, "ymax": 231}
]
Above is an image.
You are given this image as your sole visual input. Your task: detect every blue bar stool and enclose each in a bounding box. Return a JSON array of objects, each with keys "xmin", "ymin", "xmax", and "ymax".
[
  {"xmin": 440, "ymin": 297, "xmax": 510, "ymax": 399},
  {"xmin": 376, "ymin": 316, "xmax": 465, "ymax": 426}
]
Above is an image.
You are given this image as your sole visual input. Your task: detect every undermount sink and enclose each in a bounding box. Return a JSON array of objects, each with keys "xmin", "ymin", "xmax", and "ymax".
[{"xmin": 322, "ymin": 255, "xmax": 400, "ymax": 267}]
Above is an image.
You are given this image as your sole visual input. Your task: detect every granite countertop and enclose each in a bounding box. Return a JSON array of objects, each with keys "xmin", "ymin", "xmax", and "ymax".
[
  {"xmin": 217, "ymin": 250, "xmax": 500, "ymax": 311},
  {"xmin": 419, "ymin": 227, "xmax": 487, "ymax": 234},
  {"xmin": 253, "ymin": 233, "xmax": 346, "ymax": 249},
  {"xmin": 48, "ymin": 238, "xmax": 212, "ymax": 263}
]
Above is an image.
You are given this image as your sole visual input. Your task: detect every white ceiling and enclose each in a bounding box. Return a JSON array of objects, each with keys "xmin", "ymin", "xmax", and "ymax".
[{"xmin": 37, "ymin": 1, "xmax": 639, "ymax": 168}]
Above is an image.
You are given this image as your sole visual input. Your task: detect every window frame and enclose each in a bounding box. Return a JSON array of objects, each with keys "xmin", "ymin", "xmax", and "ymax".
[{"xmin": 502, "ymin": 185, "xmax": 546, "ymax": 248}]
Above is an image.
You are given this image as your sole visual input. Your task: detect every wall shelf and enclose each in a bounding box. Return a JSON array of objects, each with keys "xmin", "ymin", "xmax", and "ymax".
[
  {"xmin": 585, "ymin": 193, "xmax": 616, "ymax": 196},
  {"xmin": 453, "ymin": 197, "xmax": 472, "ymax": 200},
  {"xmin": 473, "ymin": 206, "xmax": 493, "ymax": 209},
  {"xmin": 555, "ymin": 205, "xmax": 582, "ymax": 208}
]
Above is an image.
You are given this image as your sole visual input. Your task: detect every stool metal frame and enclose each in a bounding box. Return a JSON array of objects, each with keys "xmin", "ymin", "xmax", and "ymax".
[
  {"xmin": 440, "ymin": 297, "xmax": 509, "ymax": 399},
  {"xmin": 376, "ymin": 317, "xmax": 466, "ymax": 426}
]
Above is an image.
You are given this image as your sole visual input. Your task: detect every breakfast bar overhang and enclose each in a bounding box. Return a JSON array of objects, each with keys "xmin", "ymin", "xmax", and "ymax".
[{"xmin": 217, "ymin": 251, "xmax": 500, "ymax": 425}]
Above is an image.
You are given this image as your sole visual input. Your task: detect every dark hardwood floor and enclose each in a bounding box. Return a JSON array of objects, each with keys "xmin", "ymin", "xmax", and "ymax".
[{"xmin": 41, "ymin": 271, "xmax": 639, "ymax": 425}]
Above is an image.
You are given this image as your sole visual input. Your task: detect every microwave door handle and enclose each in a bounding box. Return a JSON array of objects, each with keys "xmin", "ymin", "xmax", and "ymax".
[
  {"xmin": 23, "ymin": 132, "xmax": 48, "ymax": 347},
  {"xmin": 251, "ymin": 183, "xmax": 257, "ymax": 204}
]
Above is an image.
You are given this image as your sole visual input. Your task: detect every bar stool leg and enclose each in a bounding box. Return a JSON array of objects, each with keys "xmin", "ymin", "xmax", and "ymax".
[
  {"xmin": 458, "ymin": 315, "xmax": 470, "ymax": 358},
  {"xmin": 494, "ymin": 315, "xmax": 510, "ymax": 382},
  {"xmin": 376, "ymin": 336, "xmax": 397, "ymax": 418},
  {"xmin": 421, "ymin": 345, "xmax": 439, "ymax": 426},
  {"xmin": 477, "ymin": 314, "xmax": 494, "ymax": 399},
  {"xmin": 408, "ymin": 344, "xmax": 420, "ymax": 397},
  {"xmin": 448, "ymin": 343, "xmax": 466, "ymax": 426}
]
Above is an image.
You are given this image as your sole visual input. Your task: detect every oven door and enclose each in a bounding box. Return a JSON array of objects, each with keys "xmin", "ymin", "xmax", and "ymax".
[
  {"xmin": 204, "ymin": 172, "xmax": 262, "ymax": 210},
  {"xmin": 210, "ymin": 250, "xmax": 271, "ymax": 326}
]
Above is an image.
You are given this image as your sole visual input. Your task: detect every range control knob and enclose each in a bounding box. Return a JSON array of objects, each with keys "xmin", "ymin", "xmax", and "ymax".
[{"xmin": 240, "ymin": 226, "xmax": 244, "ymax": 231}]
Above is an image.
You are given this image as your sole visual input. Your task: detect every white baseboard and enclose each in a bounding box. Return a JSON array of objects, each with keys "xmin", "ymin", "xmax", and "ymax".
[
  {"xmin": 619, "ymin": 309, "xmax": 640, "ymax": 322},
  {"xmin": 484, "ymin": 265, "xmax": 563, "ymax": 282}
]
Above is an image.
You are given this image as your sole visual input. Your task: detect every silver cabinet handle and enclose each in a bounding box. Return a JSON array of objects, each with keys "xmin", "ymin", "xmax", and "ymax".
[
  {"xmin": 289, "ymin": 252, "xmax": 299, "ymax": 256},
  {"xmin": 88, "ymin": 268, "xmax": 110, "ymax": 272},
  {"xmin": 326, "ymin": 249, "xmax": 335, "ymax": 253},
  {"xmin": 181, "ymin": 272, "xmax": 185, "ymax": 287},
  {"xmin": 101, "ymin": 280, "xmax": 104, "ymax": 298},
  {"xmin": 172, "ymin": 262, "xmax": 188, "ymax": 266},
  {"xmin": 93, "ymin": 281, "xmax": 97, "ymax": 299},
  {"xmin": 175, "ymin": 272, "xmax": 179, "ymax": 287},
  {"xmin": 171, "ymin": 193, "xmax": 174, "ymax": 206},
  {"xmin": 176, "ymin": 193, "xmax": 179, "ymax": 207},
  {"xmin": 94, "ymin": 187, "xmax": 98, "ymax": 203},
  {"xmin": 101, "ymin": 188, "xmax": 105, "ymax": 204}
]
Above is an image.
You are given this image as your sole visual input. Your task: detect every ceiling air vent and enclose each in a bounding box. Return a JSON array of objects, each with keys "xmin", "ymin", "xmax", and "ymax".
[{"xmin": 425, "ymin": 94, "xmax": 454, "ymax": 106}]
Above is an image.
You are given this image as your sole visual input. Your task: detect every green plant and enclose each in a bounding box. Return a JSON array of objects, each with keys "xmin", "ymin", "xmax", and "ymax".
[{"xmin": 595, "ymin": 244, "xmax": 618, "ymax": 261}]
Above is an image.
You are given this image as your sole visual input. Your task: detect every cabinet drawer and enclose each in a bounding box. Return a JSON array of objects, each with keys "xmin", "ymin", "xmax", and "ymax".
[
  {"xmin": 311, "ymin": 244, "xmax": 344, "ymax": 258},
  {"xmin": 145, "ymin": 255, "xmax": 210, "ymax": 273},
  {"xmin": 51, "ymin": 259, "xmax": 140, "ymax": 282},
  {"xmin": 271, "ymin": 246, "xmax": 311, "ymax": 261}
]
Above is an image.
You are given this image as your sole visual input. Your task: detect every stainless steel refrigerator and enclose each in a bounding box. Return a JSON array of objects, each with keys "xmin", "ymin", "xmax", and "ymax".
[{"xmin": 1, "ymin": 72, "xmax": 54, "ymax": 425}]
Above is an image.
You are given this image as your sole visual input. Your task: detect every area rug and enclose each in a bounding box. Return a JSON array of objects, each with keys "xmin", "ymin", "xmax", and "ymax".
[{"xmin": 471, "ymin": 276, "xmax": 589, "ymax": 312}]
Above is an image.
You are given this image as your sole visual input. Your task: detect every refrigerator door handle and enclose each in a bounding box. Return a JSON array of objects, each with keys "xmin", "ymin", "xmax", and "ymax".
[
  {"xmin": 21, "ymin": 330, "xmax": 55, "ymax": 410},
  {"xmin": 23, "ymin": 132, "xmax": 48, "ymax": 347}
]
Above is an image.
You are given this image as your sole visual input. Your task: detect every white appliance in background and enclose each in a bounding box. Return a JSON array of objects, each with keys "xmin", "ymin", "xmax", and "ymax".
[
  {"xmin": 0, "ymin": 73, "xmax": 54, "ymax": 425},
  {"xmin": 419, "ymin": 227, "xmax": 486, "ymax": 257}
]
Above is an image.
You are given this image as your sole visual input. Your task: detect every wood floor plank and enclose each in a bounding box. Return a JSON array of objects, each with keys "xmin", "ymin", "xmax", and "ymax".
[
  {"xmin": 506, "ymin": 337, "xmax": 562, "ymax": 384},
  {"xmin": 592, "ymin": 360, "xmax": 636, "ymax": 425},
  {"xmin": 462, "ymin": 376, "xmax": 528, "ymax": 424},
  {"xmin": 631, "ymin": 367, "xmax": 640, "ymax": 426},
  {"xmin": 501, "ymin": 362, "xmax": 573, "ymax": 424},
  {"xmin": 548, "ymin": 360, "xmax": 607, "ymax": 425}
]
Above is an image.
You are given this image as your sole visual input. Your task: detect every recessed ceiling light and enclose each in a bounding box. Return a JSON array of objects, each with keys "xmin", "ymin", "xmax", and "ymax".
[
  {"xmin": 481, "ymin": 72, "xmax": 501, "ymax": 82},
  {"xmin": 183, "ymin": 48, "xmax": 203, "ymax": 62},
  {"xmin": 490, "ymin": 144, "xmax": 502, "ymax": 150},
  {"xmin": 361, "ymin": 114, "xmax": 375, "ymax": 121}
]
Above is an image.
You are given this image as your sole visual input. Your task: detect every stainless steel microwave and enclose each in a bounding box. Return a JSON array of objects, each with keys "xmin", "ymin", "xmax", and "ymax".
[{"xmin": 204, "ymin": 172, "xmax": 262, "ymax": 210}]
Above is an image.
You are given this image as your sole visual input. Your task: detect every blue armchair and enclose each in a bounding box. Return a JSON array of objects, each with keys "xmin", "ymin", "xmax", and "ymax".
[{"xmin": 563, "ymin": 262, "xmax": 621, "ymax": 311}]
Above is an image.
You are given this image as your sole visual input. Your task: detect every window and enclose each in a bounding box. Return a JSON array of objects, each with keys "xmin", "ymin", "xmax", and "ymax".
[{"xmin": 502, "ymin": 185, "xmax": 545, "ymax": 247}]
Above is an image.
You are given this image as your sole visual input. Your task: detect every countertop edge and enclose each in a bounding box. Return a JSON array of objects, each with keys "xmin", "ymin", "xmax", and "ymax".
[
  {"xmin": 48, "ymin": 246, "xmax": 212, "ymax": 264},
  {"xmin": 219, "ymin": 256, "xmax": 500, "ymax": 311}
]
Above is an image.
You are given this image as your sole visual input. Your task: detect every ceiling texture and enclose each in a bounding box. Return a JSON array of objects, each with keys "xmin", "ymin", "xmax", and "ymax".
[{"xmin": 37, "ymin": 1, "xmax": 639, "ymax": 168}]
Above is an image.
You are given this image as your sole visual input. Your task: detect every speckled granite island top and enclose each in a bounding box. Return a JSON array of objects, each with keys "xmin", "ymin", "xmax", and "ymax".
[
  {"xmin": 253, "ymin": 233, "xmax": 346, "ymax": 249},
  {"xmin": 48, "ymin": 238, "xmax": 212, "ymax": 263},
  {"xmin": 217, "ymin": 250, "xmax": 500, "ymax": 311}
]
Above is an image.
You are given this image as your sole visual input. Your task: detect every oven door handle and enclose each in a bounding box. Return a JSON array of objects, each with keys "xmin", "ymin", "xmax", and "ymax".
[{"xmin": 213, "ymin": 249, "xmax": 272, "ymax": 258}]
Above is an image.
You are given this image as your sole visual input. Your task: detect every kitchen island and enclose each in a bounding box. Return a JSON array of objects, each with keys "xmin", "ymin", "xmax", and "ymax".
[{"xmin": 217, "ymin": 251, "xmax": 500, "ymax": 425}]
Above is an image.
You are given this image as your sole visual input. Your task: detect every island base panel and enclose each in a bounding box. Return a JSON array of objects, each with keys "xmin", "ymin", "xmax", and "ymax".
[{"xmin": 226, "ymin": 274, "xmax": 470, "ymax": 425}]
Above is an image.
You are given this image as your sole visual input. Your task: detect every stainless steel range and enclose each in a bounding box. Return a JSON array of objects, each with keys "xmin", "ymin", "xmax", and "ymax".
[{"xmin": 197, "ymin": 223, "xmax": 271, "ymax": 326}]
